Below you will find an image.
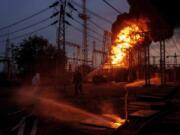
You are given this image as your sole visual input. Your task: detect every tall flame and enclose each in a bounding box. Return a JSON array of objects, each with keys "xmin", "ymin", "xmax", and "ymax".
[{"xmin": 111, "ymin": 23, "xmax": 145, "ymax": 66}]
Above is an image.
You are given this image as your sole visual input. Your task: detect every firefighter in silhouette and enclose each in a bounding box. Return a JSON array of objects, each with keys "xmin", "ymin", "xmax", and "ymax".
[
  {"xmin": 73, "ymin": 69, "xmax": 83, "ymax": 95},
  {"xmin": 32, "ymin": 72, "xmax": 41, "ymax": 99}
]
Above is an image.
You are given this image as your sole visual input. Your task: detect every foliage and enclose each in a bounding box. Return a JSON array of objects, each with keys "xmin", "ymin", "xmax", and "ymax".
[{"xmin": 13, "ymin": 36, "xmax": 66, "ymax": 76}]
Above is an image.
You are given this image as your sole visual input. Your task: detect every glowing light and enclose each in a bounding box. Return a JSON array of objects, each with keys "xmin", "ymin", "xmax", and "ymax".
[
  {"xmin": 102, "ymin": 114, "xmax": 126, "ymax": 129},
  {"xmin": 110, "ymin": 23, "xmax": 145, "ymax": 66},
  {"xmin": 110, "ymin": 118, "xmax": 126, "ymax": 128}
]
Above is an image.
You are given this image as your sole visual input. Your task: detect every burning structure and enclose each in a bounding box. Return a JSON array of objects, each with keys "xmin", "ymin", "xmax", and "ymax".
[
  {"xmin": 88, "ymin": 18, "xmax": 150, "ymax": 83},
  {"xmin": 88, "ymin": 0, "xmax": 180, "ymax": 84},
  {"xmin": 111, "ymin": 0, "xmax": 180, "ymax": 84},
  {"xmin": 110, "ymin": 18, "xmax": 149, "ymax": 67}
]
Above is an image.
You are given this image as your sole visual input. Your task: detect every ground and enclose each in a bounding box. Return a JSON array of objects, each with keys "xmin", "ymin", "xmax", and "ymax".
[{"xmin": 0, "ymin": 82, "xmax": 180, "ymax": 135}]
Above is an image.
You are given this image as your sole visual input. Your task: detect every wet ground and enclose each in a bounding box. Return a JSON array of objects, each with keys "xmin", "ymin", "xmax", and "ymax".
[{"xmin": 0, "ymin": 82, "xmax": 180, "ymax": 135}]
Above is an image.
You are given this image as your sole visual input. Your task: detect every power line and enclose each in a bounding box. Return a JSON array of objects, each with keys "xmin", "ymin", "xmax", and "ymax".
[
  {"xmin": 0, "ymin": 12, "xmax": 59, "ymax": 38},
  {"xmin": 0, "ymin": 1, "xmax": 59, "ymax": 31},
  {"xmin": 68, "ymin": 3, "xmax": 105, "ymax": 31},
  {"xmin": 70, "ymin": 1, "xmax": 112, "ymax": 24},
  {"xmin": 0, "ymin": 17, "xmax": 50, "ymax": 38},
  {"xmin": 102, "ymin": 0, "xmax": 122, "ymax": 14},
  {"xmin": 0, "ymin": 21, "xmax": 58, "ymax": 43},
  {"xmin": 67, "ymin": 22, "xmax": 102, "ymax": 42},
  {"xmin": 68, "ymin": 1, "xmax": 109, "ymax": 35},
  {"xmin": 66, "ymin": 13, "xmax": 103, "ymax": 37},
  {"xmin": 89, "ymin": 20, "xmax": 105, "ymax": 31}
]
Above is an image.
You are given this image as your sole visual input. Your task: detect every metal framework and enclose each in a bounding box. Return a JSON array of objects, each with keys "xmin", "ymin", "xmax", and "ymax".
[
  {"xmin": 79, "ymin": 0, "xmax": 88, "ymax": 65},
  {"xmin": 160, "ymin": 40, "xmax": 166, "ymax": 85},
  {"xmin": 92, "ymin": 41, "xmax": 107, "ymax": 67},
  {"xmin": 144, "ymin": 44, "xmax": 151, "ymax": 86}
]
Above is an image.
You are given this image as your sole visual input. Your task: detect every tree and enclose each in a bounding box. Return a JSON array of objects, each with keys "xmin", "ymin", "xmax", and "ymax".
[{"xmin": 13, "ymin": 36, "xmax": 66, "ymax": 77}]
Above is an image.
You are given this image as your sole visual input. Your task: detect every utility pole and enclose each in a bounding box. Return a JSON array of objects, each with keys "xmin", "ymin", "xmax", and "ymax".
[
  {"xmin": 57, "ymin": 0, "xmax": 67, "ymax": 54},
  {"xmin": 174, "ymin": 53, "xmax": 177, "ymax": 67},
  {"xmin": 57, "ymin": 0, "xmax": 67, "ymax": 68},
  {"xmin": 137, "ymin": 47, "xmax": 141, "ymax": 80},
  {"xmin": 102, "ymin": 31, "xmax": 107, "ymax": 63},
  {"xmin": 62, "ymin": 0, "xmax": 67, "ymax": 55},
  {"xmin": 57, "ymin": 3, "xmax": 62, "ymax": 50},
  {"xmin": 159, "ymin": 40, "xmax": 166, "ymax": 85},
  {"xmin": 128, "ymin": 49, "xmax": 133, "ymax": 82},
  {"xmin": 103, "ymin": 30, "xmax": 112, "ymax": 63},
  {"xmin": 174, "ymin": 53, "xmax": 177, "ymax": 82},
  {"xmin": 79, "ymin": 0, "xmax": 88, "ymax": 65},
  {"xmin": 144, "ymin": 44, "xmax": 151, "ymax": 86},
  {"xmin": 147, "ymin": 44, "xmax": 151, "ymax": 85},
  {"xmin": 163, "ymin": 40, "xmax": 166, "ymax": 84},
  {"xmin": 55, "ymin": 0, "xmax": 67, "ymax": 89}
]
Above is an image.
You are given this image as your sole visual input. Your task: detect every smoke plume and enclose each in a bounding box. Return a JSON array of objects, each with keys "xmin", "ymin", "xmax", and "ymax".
[{"xmin": 112, "ymin": 0, "xmax": 180, "ymax": 42}]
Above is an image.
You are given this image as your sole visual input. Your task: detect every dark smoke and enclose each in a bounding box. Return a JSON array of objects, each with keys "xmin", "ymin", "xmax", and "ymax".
[{"xmin": 112, "ymin": 0, "xmax": 180, "ymax": 42}]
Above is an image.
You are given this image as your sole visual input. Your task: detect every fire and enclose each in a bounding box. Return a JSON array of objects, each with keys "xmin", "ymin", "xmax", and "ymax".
[
  {"xmin": 111, "ymin": 23, "xmax": 145, "ymax": 66},
  {"xmin": 102, "ymin": 114, "xmax": 126, "ymax": 129},
  {"xmin": 110, "ymin": 117, "xmax": 126, "ymax": 128}
]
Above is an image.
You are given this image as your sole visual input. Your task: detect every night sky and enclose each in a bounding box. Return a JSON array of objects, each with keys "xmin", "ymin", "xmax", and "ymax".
[
  {"xmin": 0, "ymin": 0, "xmax": 179, "ymax": 69},
  {"xmin": 0, "ymin": 0, "xmax": 129, "ymax": 55}
]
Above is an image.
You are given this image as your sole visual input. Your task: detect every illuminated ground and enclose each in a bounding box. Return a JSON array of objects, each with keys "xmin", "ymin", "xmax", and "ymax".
[{"xmin": 0, "ymin": 82, "xmax": 180, "ymax": 135}]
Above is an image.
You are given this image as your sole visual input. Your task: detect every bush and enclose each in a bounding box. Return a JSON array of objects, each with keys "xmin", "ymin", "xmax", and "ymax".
[{"xmin": 0, "ymin": 73, "xmax": 10, "ymax": 86}]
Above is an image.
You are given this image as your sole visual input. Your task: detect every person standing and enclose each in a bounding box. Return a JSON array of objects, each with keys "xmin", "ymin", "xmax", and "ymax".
[
  {"xmin": 73, "ymin": 70, "xmax": 83, "ymax": 95},
  {"xmin": 32, "ymin": 72, "xmax": 41, "ymax": 96},
  {"xmin": 31, "ymin": 72, "xmax": 40, "ymax": 135},
  {"xmin": 32, "ymin": 73, "xmax": 40, "ymax": 87}
]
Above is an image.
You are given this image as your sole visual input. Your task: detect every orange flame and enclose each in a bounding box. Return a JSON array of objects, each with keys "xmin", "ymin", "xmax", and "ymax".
[{"xmin": 111, "ymin": 23, "xmax": 146, "ymax": 66}]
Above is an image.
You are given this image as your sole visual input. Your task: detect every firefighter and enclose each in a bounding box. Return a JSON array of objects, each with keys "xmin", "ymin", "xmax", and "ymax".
[
  {"xmin": 73, "ymin": 70, "xmax": 83, "ymax": 95},
  {"xmin": 32, "ymin": 72, "xmax": 41, "ymax": 97}
]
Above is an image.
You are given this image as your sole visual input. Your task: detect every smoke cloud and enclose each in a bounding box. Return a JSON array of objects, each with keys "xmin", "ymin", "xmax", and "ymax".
[{"xmin": 112, "ymin": 0, "xmax": 180, "ymax": 42}]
